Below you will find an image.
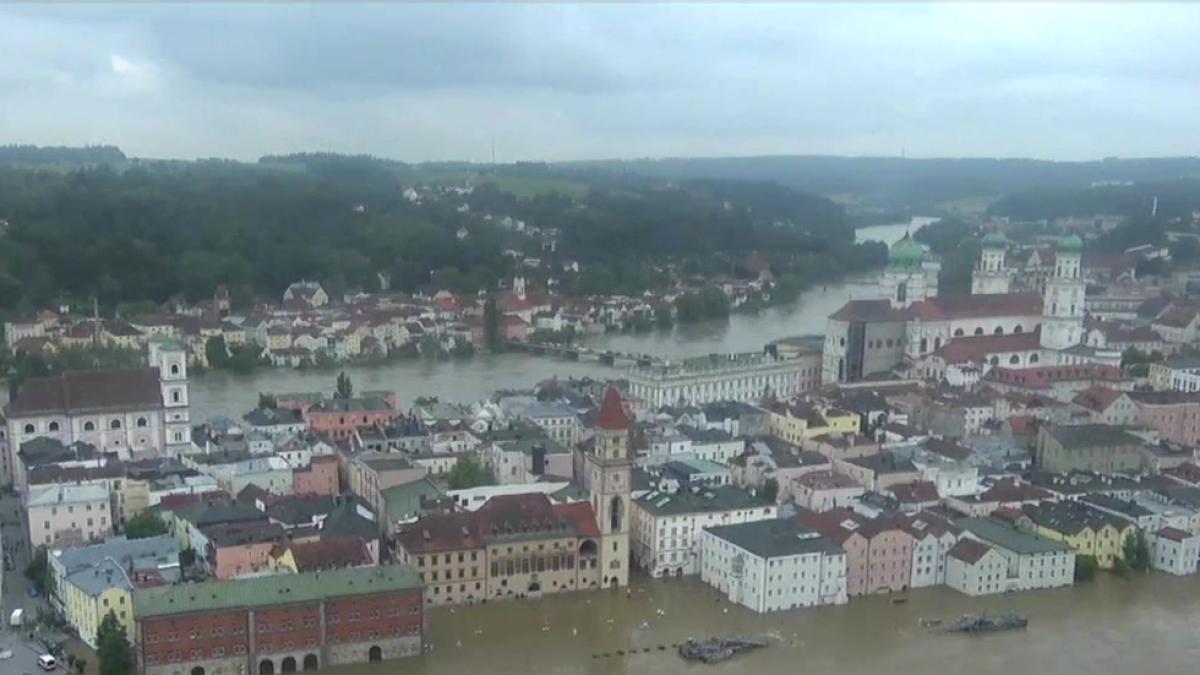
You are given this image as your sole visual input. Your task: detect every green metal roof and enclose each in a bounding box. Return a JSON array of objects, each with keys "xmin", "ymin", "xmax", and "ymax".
[
  {"xmin": 887, "ymin": 233, "xmax": 926, "ymax": 268},
  {"xmin": 1058, "ymin": 234, "xmax": 1084, "ymax": 253},
  {"xmin": 382, "ymin": 478, "xmax": 444, "ymax": 521},
  {"xmin": 981, "ymin": 231, "xmax": 1007, "ymax": 248},
  {"xmin": 133, "ymin": 565, "xmax": 423, "ymax": 618}
]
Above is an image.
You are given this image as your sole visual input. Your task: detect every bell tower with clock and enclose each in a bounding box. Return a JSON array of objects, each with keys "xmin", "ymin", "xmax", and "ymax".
[{"xmin": 588, "ymin": 386, "xmax": 633, "ymax": 588}]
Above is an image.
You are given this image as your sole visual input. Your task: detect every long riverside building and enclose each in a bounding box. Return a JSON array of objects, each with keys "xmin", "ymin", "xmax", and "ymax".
[
  {"xmin": 133, "ymin": 566, "xmax": 424, "ymax": 675},
  {"xmin": 626, "ymin": 351, "xmax": 822, "ymax": 408}
]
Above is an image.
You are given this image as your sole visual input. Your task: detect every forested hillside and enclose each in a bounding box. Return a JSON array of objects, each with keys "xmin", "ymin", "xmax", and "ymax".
[
  {"xmin": 0, "ymin": 152, "xmax": 879, "ymax": 313},
  {"xmin": 565, "ymin": 156, "xmax": 1200, "ymax": 211}
]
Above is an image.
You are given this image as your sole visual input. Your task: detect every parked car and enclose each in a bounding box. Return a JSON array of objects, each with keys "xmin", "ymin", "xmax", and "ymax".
[{"xmin": 37, "ymin": 654, "xmax": 56, "ymax": 671}]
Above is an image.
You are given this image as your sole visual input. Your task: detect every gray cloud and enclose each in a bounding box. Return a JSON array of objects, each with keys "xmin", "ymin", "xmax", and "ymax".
[{"xmin": 1, "ymin": 3, "xmax": 1198, "ymax": 162}]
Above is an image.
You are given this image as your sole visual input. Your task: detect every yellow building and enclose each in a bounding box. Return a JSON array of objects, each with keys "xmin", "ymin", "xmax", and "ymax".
[
  {"xmin": 765, "ymin": 400, "xmax": 861, "ymax": 445},
  {"xmin": 1023, "ymin": 503, "xmax": 1134, "ymax": 569},
  {"xmin": 50, "ymin": 535, "xmax": 181, "ymax": 648}
]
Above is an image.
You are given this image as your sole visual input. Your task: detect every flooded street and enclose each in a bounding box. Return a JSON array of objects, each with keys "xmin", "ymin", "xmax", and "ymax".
[{"xmin": 338, "ymin": 573, "xmax": 1197, "ymax": 675}]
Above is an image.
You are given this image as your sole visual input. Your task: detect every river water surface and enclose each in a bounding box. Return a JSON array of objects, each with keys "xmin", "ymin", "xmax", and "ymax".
[
  {"xmin": 184, "ymin": 218, "xmax": 935, "ymax": 420},
  {"xmin": 342, "ymin": 573, "xmax": 1196, "ymax": 675}
]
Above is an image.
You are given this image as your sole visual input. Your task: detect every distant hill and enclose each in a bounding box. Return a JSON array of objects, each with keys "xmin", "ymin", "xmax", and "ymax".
[
  {"xmin": 560, "ymin": 155, "xmax": 1200, "ymax": 211},
  {"xmin": 0, "ymin": 144, "xmax": 126, "ymax": 166}
]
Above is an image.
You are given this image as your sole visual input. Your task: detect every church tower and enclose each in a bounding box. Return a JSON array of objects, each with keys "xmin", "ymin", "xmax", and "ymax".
[
  {"xmin": 972, "ymin": 231, "xmax": 1012, "ymax": 295},
  {"xmin": 879, "ymin": 233, "xmax": 936, "ymax": 308},
  {"xmin": 587, "ymin": 386, "xmax": 632, "ymax": 588},
  {"xmin": 148, "ymin": 338, "xmax": 191, "ymax": 454},
  {"xmin": 1040, "ymin": 235, "xmax": 1085, "ymax": 350}
]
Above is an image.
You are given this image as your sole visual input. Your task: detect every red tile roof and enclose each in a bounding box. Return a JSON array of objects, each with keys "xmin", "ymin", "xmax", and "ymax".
[
  {"xmin": 1072, "ymin": 386, "xmax": 1125, "ymax": 413},
  {"xmin": 8, "ymin": 368, "xmax": 163, "ymax": 415},
  {"xmin": 287, "ymin": 537, "xmax": 371, "ymax": 571},
  {"xmin": 597, "ymin": 386, "xmax": 630, "ymax": 431},
  {"xmin": 935, "ymin": 331, "xmax": 1041, "ymax": 364},
  {"xmin": 984, "ymin": 364, "xmax": 1123, "ymax": 390},
  {"xmin": 1155, "ymin": 526, "xmax": 1193, "ymax": 543},
  {"xmin": 829, "ymin": 299, "xmax": 909, "ymax": 323},
  {"xmin": 887, "ymin": 481, "xmax": 940, "ymax": 504},
  {"xmin": 908, "ymin": 292, "xmax": 1042, "ymax": 321},
  {"xmin": 397, "ymin": 493, "xmax": 600, "ymax": 555},
  {"xmin": 947, "ymin": 538, "xmax": 992, "ymax": 564}
]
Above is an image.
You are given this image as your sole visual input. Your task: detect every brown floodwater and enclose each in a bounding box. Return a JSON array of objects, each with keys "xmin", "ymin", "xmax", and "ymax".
[{"xmin": 327, "ymin": 573, "xmax": 1199, "ymax": 675}]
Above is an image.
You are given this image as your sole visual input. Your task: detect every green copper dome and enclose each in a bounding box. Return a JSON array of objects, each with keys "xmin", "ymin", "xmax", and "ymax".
[
  {"xmin": 1058, "ymin": 234, "xmax": 1084, "ymax": 253},
  {"xmin": 981, "ymin": 231, "xmax": 1008, "ymax": 248},
  {"xmin": 888, "ymin": 233, "xmax": 926, "ymax": 269}
]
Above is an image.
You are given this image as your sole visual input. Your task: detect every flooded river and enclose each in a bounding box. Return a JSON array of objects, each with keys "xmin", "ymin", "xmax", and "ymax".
[
  {"xmin": 333, "ymin": 573, "xmax": 1197, "ymax": 675},
  {"xmin": 184, "ymin": 218, "xmax": 936, "ymax": 420},
  {"xmin": 0, "ymin": 219, "xmax": 938, "ymax": 417}
]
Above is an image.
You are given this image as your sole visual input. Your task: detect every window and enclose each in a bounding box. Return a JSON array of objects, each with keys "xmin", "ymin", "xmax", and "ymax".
[
  {"xmin": 137, "ymin": 417, "xmax": 148, "ymax": 428},
  {"xmin": 172, "ymin": 391, "xmax": 181, "ymax": 403},
  {"xmin": 84, "ymin": 421, "xmax": 96, "ymax": 431},
  {"xmin": 111, "ymin": 419, "xmax": 122, "ymax": 429},
  {"xmin": 48, "ymin": 421, "xmax": 60, "ymax": 432},
  {"xmin": 23, "ymin": 424, "xmax": 35, "ymax": 434}
]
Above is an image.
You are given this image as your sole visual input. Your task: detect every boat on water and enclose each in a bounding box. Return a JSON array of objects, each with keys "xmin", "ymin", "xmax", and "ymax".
[
  {"xmin": 919, "ymin": 617, "xmax": 942, "ymax": 627},
  {"xmin": 944, "ymin": 612, "xmax": 1028, "ymax": 634},
  {"xmin": 677, "ymin": 636, "xmax": 769, "ymax": 664}
]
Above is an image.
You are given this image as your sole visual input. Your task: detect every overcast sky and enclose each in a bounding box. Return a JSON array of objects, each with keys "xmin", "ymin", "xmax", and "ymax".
[{"xmin": 2, "ymin": 3, "xmax": 1198, "ymax": 163}]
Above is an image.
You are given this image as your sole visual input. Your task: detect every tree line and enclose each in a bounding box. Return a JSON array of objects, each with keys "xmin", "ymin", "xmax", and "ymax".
[{"xmin": 0, "ymin": 155, "xmax": 882, "ymax": 316}]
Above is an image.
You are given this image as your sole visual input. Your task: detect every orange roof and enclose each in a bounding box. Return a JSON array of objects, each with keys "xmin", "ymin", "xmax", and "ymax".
[
  {"xmin": 908, "ymin": 292, "xmax": 1042, "ymax": 321},
  {"xmin": 1072, "ymin": 386, "xmax": 1123, "ymax": 413},
  {"xmin": 597, "ymin": 386, "xmax": 630, "ymax": 431}
]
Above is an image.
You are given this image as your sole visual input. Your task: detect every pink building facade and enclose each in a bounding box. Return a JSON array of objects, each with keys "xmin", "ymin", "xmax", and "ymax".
[{"xmin": 294, "ymin": 455, "xmax": 340, "ymax": 496}]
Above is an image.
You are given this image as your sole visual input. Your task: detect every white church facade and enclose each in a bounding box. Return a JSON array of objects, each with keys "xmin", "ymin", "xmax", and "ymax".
[{"xmin": 823, "ymin": 231, "xmax": 1116, "ymax": 385}]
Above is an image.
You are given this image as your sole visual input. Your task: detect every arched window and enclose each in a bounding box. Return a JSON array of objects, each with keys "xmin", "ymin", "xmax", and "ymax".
[
  {"xmin": 609, "ymin": 496, "xmax": 624, "ymax": 533},
  {"xmin": 989, "ymin": 356, "xmax": 999, "ymax": 366},
  {"xmin": 934, "ymin": 337, "xmax": 942, "ymax": 350},
  {"xmin": 974, "ymin": 327, "xmax": 984, "ymax": 336},
  {"xmin": 920, "ymin": 338, "xmax": 928, "ymax": 353},
  {"xmin": 839, "ymin": 337, "xmax": 846, "ymax": 348},
  {"xmin": 170, "ymin": 364, "xmax": 180, "ymax": 376},
  {"xmin": 110, "ymin": 419, "xmax": 122, "ymax": 430},
  {"xmin": 886, "ymin": 339, "xmax": 894, "ymax": 348},
  {"xmin": 84, "ymin": 421, "xmax": 96, "ymax": 432},
  {"xmin": 1009, "ymin": 354, "xmax": 1020, "ymax": 365},
  {"xmin": 137, "ymin": 417, "xmax": 148, "ymax": 428},
  {"xmin": 1030, "ymin": 353, "xmax": 1040, "ymax": 364},
  {"xmin": 994, "ymin": 326, "xmax": 1004, "ymax": 335},
  {"xmin": 23, "ymin": 424, "xmax": 35, "ymax": 434},
  {"xmin": 48, "ymin": 421, "xmax": 60, "ymax": 432},
  {"xmin": 954, "ymin": 328, "xmax": 965, "ymax": 337},
  {"xmin": 1013, "ymin": 325, "xmax": 1024, "ymax": 334}
]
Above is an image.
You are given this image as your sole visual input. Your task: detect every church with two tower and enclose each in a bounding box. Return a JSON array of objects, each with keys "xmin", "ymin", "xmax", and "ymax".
[{"xmin": 822, "ymin": 230, "xmax": 1112, "ymax": 385}]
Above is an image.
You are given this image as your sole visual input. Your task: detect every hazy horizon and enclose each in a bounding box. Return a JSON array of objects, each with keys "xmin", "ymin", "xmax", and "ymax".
[{"xmin": 3, "ymin": 3, "xmax": 1198, "ymax": 163}]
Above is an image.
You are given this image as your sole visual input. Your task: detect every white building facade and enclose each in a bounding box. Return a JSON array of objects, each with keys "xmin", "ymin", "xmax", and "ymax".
[
  {"xmin": 700, "ymin": 519, "xmax": 847, "ymax": 613},
  {"xmin": 628, "ymin": 352, "xmax": 821, "ymax": 408},
  {"xmin": 631, "ymin": 485, "xmax": 776, "ymax": 578}
]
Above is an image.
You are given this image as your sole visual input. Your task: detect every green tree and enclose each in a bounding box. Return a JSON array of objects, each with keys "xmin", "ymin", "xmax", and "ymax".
[
  {"xmin": 24, "ymin": 546, "xmax": 53, "ymax": 598},
  {"xmin": 1123, "ymin": 529, "xmax": 1151, "ymax": 573},
  {"xmin": 761, "ymin": 478, "xmax": 780, "ymax": 503},
  {"xmin": 1074, "ymin": 554, "xmax": 1098, "ymax": 582},
  {"xmin": 123, "ymin": 511, "xmax": 168, "ymax": 539},
  {"xmin": 483, "ymin": 294, "xmax": 501, "ymax": 351},
  {"xmin": 97, "ymin": 611, "xmax": 134, "ymax": 675},
  {"xmin": 335, "ymin": 371, "xmax": 354, "ymax": 399},
  {"xmin": 205, "ymin": 335, "xmax": 230, "ymax": 369},
  {"xmin": 447, "ymin": 454, "xmax": 496, "ymax": 490}
]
